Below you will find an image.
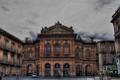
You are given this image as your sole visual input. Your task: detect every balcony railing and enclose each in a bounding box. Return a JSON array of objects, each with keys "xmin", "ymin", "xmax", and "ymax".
[
  {"xmin": 1, "ymin": 59, "xmax": 7, "ymax": 64},
  {"xmin": 0, "ymin": 42, "xmax": 22, "ymax": 54}
]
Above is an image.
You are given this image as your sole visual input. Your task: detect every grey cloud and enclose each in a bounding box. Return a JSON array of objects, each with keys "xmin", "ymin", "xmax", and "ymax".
[
  {"xmin": 25, "ymin": 19, "xmax": 39, "ymax": 26},
  {"xmin": 94, "ymin": 0, "xmax": 117, "ymax": 10},
  {"xmin": 0, "ymin": 6, "xmax": 10, "ymax": 12},
  {"xmin": 29, "ymin": 31, "xmax": 37, "ymax": 40},
  {"xmin": 0, "ymin": 0, "xmax": 119, "ymax": 40},
  {"xmin": 97, "ymin": 0, "xmax": 114, "ymax": 6},
  {"xmin": 79, "ymin": 32, "xmax": 114, "ymax": 41}
]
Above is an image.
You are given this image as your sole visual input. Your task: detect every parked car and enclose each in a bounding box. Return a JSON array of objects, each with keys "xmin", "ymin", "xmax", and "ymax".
[{"xmin": 31, "ymin": 74, "xmax": 38, "ymax": 78}]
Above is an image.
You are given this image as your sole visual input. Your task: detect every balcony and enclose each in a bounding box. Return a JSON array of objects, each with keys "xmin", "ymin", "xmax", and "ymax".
[
  {"xmin": 2, "ymin": 59, "xmax": 7, "ymax": 64},
  {"xmin": 10, "ymin": 47, "xmax": 15, "ymax": 52},
  {"xmin": 0, "ymin": 59, "xmax": 9, "ymax": 65},
  {"xmin": 2, "ymin": 45, "xmax": 9, "ymax": 51},
  {"xmin": 16, "ymin": 62, "xmax": 21, "ymax": 67}
]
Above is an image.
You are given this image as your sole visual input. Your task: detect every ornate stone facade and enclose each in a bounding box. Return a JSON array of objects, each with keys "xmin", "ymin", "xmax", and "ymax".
[
  {"xmin": 97, "ymin": 41, "xmax": 116, "ymax": 76},
  {"xmin": 111, "ymin": 6, "xmax": 120, "ymax": 75},
  {"xmin": 22, "ymin": 22, "xmax": 98, "ymax": 77}
]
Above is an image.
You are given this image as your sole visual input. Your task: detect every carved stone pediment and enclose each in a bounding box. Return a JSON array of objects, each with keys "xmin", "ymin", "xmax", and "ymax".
[{"xmin": 41, "ymin": 21, "xmax": 74, "ymax": 34}]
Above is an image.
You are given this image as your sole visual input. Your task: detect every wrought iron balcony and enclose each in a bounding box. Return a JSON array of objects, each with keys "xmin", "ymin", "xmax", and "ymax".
[{"xmin": 1, "ymin": 59, "xmax": 7, "ymax": 64}]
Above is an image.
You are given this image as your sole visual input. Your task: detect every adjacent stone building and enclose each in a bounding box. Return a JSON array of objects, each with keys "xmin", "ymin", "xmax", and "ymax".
[
  {"xmin": 97, "ymin": 41, "xmax": 117, "ymax": 76},
  {"xmin": 22, "ymin": 22, "xmax": 98, "ymax": 77},
  {"xmin": 111, "ymin": 6, "xmax": 120, "ymax": 75},
  {"xmin": 0, "ymin": 28, "xmax": 23, "ymax": 76}
]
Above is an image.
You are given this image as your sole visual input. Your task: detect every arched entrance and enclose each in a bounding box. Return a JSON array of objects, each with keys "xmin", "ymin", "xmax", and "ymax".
[
  {"xmin": 54, "ymin": 63, "xmax": 61, "ymax": 77},
  {"xmin": 63, "ymin": 63, "xmax": 70, "ymax": 77},
  {"xmin": 27, "ymin": 64, "xmax": 33, "ymax": 76},
  {"xmin": 76, "ymin": 65, "xmax": 81, "ymax": 76},
  {"xmin": 45, "ymin": 63, "xmax": 51, "ymax": 77},
  {"xmin": 85, "ymin": 65, "xmax": 92, "ymax": 76}
]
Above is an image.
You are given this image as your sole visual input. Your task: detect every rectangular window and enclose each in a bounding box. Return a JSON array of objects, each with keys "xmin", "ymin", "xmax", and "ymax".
[
  {"xmin": 11, "ymin": 54, "xmax": 14, "ymax": 64},
  {"xmin": 2, "ymin": 51, "xmax": 7, "ymax": 63},
  {"xmin": 4, "ymin": 38, "xmax": 9, "ymax": 49}
]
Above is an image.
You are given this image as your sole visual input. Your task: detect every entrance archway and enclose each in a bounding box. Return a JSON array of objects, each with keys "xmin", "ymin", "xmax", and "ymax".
[
  {"xmin": 54, "ymin": 63, "xmax": 61, "ymax": 77},
  {"xmin": 63, "ymin": 63, "xmax": 70, "ymax": 77},
  {"xmin": 85, "ymin": 65, "xmax": 92, "ymax": 76},
  {"xmin": 27, "ymin": 64, "xmax": 33, "ymax": 76},
  {"xmin": 45, "ymin": 63, "xmax": 51, "ymax": 77}
]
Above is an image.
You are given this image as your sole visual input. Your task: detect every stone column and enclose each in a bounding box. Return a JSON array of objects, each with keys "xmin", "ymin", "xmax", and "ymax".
[
  {"xmin": 71, "ymin": 63, "xmax": 75, "ymax": 77},
  {"xmin": 41, "ymin": 63, "xmax": 44, "ymax": 77},
  {"xmin": 61, "ymin": 63, "xmax": 63, "ymax": 77},
  {"xmin": 99, "ymin": 53, "xmax": 103, "ymax": 76},
  {"xmin": 51, "ymin": 62, "xmax": 54, "ymax": 77}
]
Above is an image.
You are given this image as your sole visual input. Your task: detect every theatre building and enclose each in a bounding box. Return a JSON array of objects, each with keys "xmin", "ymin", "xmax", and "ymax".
[{"xmin": 22, "ymin": 22, "xmax": 98, "ymax": 77}]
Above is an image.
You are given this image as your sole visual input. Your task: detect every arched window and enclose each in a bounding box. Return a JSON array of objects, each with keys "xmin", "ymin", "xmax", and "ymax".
[
  {"xmin": 63, "ymin": 42, "xmax": 70, "ymax": 55},
  {"xmin": 45, "ymin": 63, "xmax": 51, "ymax": 68},
  {"xmin": 54, "ymin": 43, "xmax": 61, "ymax": 56},
  {"xmin": 54, "ymin": 63, "xmax": 61, "ymax": 77},
  {"xmin": 85, "ymin": 65, "xmax": 92, "ymax": 76},
  {"xmin": 54, "ymin": 63, "xmax": 61, "ymax": 68},
  {"xmin": 27, "ymin": 64, "xmax": 33, "ymax": 75},
  {"xmin": 75, "ymin": 47, "xmax": 80, "ymax": 58},
  {"xmin": 45, "ymin": 43, "xmax": 51, "ymax": 57},
  {"xmin": 63, "ymin": 63, "xmax": 70, "ymax": 77},
  {"xmin": 45, "ymin": 63, "xmax": 51, "ymax": 77},
  {"xmin": 85, "ymin": 49, "xmax": 90, "ymax": 59},
  {"xmin": 64, "ymin": 63, "xmax": 70, "ymax": 68}
]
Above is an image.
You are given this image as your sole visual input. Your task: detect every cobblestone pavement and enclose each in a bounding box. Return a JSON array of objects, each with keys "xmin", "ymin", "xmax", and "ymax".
[
  {"xmin": 2, "ymin": 77, "xmax": 95, "ymax": 80},
  {"xmin": 2, "ymin": 76, "xmax": 120, "ymax": 80}
]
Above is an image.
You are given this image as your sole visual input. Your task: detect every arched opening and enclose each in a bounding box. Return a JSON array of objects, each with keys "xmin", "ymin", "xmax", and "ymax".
[
  {"xmin": 54, "ymin": 63, "xmax": 61, "ymax": 77},
  {"xmin": 45, "ymin": 43, "xmax": 51, "ymax": 57},
  {"xmin": 54, "ymin": 43, "xmax": 61, "ymax": 56},
  {"xmin": 85, "ymin": 65, "xmax": 92, "ymax": 76},
  {"xmin": 45, "ymin": 63, "xmax": 51, "ymax": 77},
  {"xmin": 63, "ymin": 63, "xmax": 70, "ymax": 77},
  {"xmin": 76, "ymin": 65, "xmax": 82, "ymax": 76},
  {"xmin": 27, "ymin": 64, "xmax": 33, "ymax": 76},
  {"xmin": 63, "ymin": 42, "xmax": 70, "ymax": 56}
]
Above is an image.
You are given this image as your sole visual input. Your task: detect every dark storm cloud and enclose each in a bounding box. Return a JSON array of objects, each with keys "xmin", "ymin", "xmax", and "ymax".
[
  {"xmin": 25, "ymin": 19, "xmax": 39, "ymax": 26},
  {"xmin": 0, "ymin": 6, "xmax": 10, "ymax": 12},
  {"xmin": 94, "ymin": 0, "xmax": 117, "ymax": 10},
  {"xmin": 97, "ymin": 0, "xmax": 114, "ymax": 6},
  {"xmin": 79, "ymin": 32, "xmax": 114, "ymax": 41}
]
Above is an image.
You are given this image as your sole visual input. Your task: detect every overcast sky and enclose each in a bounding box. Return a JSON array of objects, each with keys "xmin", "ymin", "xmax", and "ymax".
[{"xmin": 0, "ymin": 0, "xmax": 119, "ymax": 40}]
